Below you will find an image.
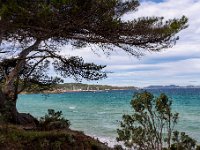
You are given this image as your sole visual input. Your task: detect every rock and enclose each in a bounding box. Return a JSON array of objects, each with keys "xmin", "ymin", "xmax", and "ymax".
[
  {"xmin": 45, "ymin": 120, "xmax": 69, "ymax": 130},
  {"xmin": 16, "ymin": 113, "xmax": 39, "ymax": 127}
]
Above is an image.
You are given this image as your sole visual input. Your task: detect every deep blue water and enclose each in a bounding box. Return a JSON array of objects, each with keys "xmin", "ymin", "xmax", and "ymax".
[{"xmin": 17, "ymin": 88, "xmax": 200, "ymax": 143}]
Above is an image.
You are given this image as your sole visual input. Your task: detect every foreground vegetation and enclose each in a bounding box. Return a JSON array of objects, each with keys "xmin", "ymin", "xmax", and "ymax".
[
  {"xmin": 117, "ymin": 91, "xmax": 200, "ymax": 150},
  {"xmin": 0, "ymin": 109, "xmax": 112, "ymax": 150},
  {"xmin": 0, "ymin": 126, "xmax": 112, "ymax": 150}
]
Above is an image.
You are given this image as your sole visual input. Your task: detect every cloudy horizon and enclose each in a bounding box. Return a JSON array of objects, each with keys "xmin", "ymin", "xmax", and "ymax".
[{"xmin": 62, "ymin": 0, "xmax": 200, "ymax": 88}]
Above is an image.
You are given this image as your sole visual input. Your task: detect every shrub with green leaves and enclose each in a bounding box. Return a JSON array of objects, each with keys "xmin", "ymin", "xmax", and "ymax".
[
  {"xmin": 117, "ymin": 91, "xmax": 199, "ymax": 150},
  {"xmin": 170, "ymin": 131, "xmax": 197, "ymax": 150},
  {"xmin": 39, "ymin": 109, "xmax": 70, "ymax": 130}
]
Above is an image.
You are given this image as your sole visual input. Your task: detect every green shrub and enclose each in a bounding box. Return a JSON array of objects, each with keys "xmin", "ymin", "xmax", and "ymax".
[
  {"xmin": 170, "ymin": 131, "xmax": 197, "ymax": 150},
  {"xmin": 117, "ymin": 91, "xmax": 178, "ymax": 149},
  {"xmin": 39, "ymin": 109, "xmax": 70, "ymax": 130},
  {"xmin": 117, "ymin": 91, "xmax": 199, "ymax": 150}
]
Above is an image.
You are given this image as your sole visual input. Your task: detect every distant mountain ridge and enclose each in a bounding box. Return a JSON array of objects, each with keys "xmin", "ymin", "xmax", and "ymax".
[{"xmin": 144, "ymin": 85, "xmax": 200, "ymax": 89}]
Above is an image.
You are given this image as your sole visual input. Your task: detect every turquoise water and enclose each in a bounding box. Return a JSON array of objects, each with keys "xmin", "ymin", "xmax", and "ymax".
[{"xmin": 17, "ymin": 89, "xmax": 200, "ymax": 144}]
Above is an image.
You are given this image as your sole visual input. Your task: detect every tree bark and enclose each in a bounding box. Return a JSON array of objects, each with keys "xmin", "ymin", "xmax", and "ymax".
[
  {"xmin": 0, "ymin": 89, "xmax": 38, "ymax": 126},
  {"xmin": 0, "ymin": 40, "xmax": 40, "ymax": 126}
]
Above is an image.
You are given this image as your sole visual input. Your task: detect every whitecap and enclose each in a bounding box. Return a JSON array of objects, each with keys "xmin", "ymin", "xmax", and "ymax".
[
  {"xmin": 97, "ymin": 112, "xmax": 106, "ymax": 114},
  {"xmin": 88, "ymin": 134, "xmax": 126, "ymax": 149},
  {"xmin": 69, "ymin": 106, "xmax": 76, "ymax": 110}
]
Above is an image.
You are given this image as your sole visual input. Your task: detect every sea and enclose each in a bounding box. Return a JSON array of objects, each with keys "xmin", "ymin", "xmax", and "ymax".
[{"xmin": 17, "ymin": 88, "xmax": 200, "ymax": 147}]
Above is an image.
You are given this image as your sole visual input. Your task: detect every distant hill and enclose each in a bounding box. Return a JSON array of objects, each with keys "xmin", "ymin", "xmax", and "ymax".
[
  {"xmin": 54, "ymin": 83, "xmax": 137, "ymax": 91},
  {"xmin": 21, "ymin": 83, "xmax": 137, "ymax": 94},
  {"xmin": 144, "ymin": 85, "xmax": 200, "ymax": 89}
]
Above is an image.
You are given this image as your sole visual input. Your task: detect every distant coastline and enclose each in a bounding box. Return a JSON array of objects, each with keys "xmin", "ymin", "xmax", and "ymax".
[
  {"xmin": 21, "ymin": 83, "xmax": 200, "ymax": 94},
  {"xmin": 22, "ymin": 89, "xmax": 134, "ymax": 94},
  {"xmin": 21, "ymin": 83, "xmax": 138, "ymax": 94}
]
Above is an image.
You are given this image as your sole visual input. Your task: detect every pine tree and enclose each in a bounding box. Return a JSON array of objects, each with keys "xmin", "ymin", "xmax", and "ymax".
[{"xmin": 0, "ymin": 0, "xmax": 187, "ymax": 124}]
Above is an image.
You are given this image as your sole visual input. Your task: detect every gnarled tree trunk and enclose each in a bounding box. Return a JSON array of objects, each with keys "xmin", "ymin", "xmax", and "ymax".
[
  {"xmin": 0, "ymin": 41, "xmax": 40, "ymax": 126},
  {"xmin": 0, "ymin": 88, "xmax": 38, "ymax": 126}
]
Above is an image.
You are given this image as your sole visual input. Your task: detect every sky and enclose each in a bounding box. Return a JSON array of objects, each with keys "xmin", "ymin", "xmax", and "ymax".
[{"xmin": 62, "ymin": 0, "xmax": 200, "ymax": 87}]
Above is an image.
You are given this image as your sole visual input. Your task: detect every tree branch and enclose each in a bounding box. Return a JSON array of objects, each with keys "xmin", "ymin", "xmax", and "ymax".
[{"xmin": 3, "ymin": 40, "xmax": 41, "ymax": 94}]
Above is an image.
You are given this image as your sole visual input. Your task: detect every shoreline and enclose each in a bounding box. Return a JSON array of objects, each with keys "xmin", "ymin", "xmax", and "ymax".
[
  {"xmin": 86, "ymin": 133, "xmax": 125, "ymax": 148},
  {"xmin": 21, "ymin": 88, "xmax": 137, "ymax": 94}
]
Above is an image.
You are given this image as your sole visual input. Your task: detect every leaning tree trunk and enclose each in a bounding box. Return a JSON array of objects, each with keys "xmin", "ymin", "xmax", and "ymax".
[
  {"xmin": 0, "ymin": 40, "xmax": 40, "ymax": 126},
  {"xmin": 0, "ymin": 87, "xmax": 38, "ymax": 126}
]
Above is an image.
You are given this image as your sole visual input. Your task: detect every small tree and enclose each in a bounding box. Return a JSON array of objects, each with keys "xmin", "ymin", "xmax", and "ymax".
[{"xmin": 117, "ymin": 91, "xmax": 179, "ymax": 150}]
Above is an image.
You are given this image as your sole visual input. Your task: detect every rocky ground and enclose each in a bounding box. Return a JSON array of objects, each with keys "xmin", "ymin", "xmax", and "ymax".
[{"xmin": 0, "ymin": 124, "xmax": 115, "ymax": 150}]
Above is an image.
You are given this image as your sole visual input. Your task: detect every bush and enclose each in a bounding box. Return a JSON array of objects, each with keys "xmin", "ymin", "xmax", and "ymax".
[
  {"xmin": 117, "ymin": 91, "xmax": 199, "ymax": 150},
  {"xmin": 39, "ymin": 109, "xmax": 70, "ymax": 130},
  {"xmin": 170, "ymin": 131, "xmax": 197, "ymax": 150}
]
